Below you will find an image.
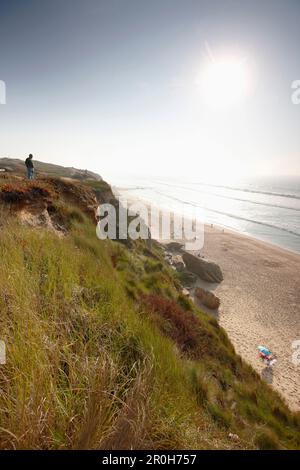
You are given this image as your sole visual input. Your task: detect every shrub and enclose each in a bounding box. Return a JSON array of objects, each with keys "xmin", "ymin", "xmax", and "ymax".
[
  {"xmin": 144, "ymin": 259, "xmax": 163, "ymax": 273},
  {"xmin": 177, "ymin": 293, "xmax": 193, "ymax": 311},
  {"xmin": 0, "ymin": 181, "xmax": 55, "ymax": 204},
  {"xmin": 142, "ymin": 294, "xmax": 203, "ymax": 357},
  {"xmin": 48, "ymin": 201, "xmax": 85, "ymax": 230}
]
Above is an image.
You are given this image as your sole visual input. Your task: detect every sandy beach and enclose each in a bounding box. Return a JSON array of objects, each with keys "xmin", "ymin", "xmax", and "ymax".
[
  {"xmin": 122, "ymin": 194, "xmax": 300, "ymax": 410},
  {"xmin": 187, "ymin": 225, "xmax": 300, "ymax": 411}
]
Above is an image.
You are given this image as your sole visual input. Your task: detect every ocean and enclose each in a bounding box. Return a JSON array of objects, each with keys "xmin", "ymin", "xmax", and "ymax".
[{"xmin": 113, "ymin": 175, "xmax": 300, "ymax": 254}]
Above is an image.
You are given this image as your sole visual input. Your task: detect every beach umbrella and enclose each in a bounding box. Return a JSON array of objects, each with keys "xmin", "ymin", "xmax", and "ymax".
[{"xmin": 258, "ymin": 345, "xmax": 271, "ymax": 356}]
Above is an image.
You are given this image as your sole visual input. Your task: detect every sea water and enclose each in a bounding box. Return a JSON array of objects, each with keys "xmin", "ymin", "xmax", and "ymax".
[{"xmin": 113, "ymin": 175, "xmax": 300, "ymax": 254}]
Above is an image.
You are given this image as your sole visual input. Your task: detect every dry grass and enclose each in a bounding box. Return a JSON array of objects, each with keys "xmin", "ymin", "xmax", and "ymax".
[
  {"xmin": 0, "ymin": 216, "xmax": 206, "ymax": 449},
  {"xmin": 98, "ymin": 359, "xmax": 153, "ymax": 450},
  {"xmin": 0, "ymin": 186, "xmax": 299, "ymax": 450}
]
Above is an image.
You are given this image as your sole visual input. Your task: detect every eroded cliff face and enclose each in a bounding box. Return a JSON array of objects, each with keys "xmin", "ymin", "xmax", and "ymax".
[
  {"xmin": 0, "ymin": 174, "xmax": 115, "ymax": 233},
  {"xmin": 0, "ymin": 168, "xmax": 300, "ymax": 450}
]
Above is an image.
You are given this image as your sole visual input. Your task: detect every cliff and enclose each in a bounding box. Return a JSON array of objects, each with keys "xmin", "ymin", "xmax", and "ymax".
[
  {"xmin": 0, "ymin": 163, "xmax": 299, "ymax": 450},
  {"xmin": 0, "ymin": 157, "xmax": 102, "ymax": 181}
]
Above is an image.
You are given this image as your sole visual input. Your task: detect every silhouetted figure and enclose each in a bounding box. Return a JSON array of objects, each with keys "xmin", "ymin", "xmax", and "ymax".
[{"xmin": 25, "ymin": 154, "xmax": 34, "ymax": 180}]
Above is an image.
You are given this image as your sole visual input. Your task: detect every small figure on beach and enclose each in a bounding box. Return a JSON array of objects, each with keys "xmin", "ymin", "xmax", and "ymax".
[
  {"xmin": 25, "ymin": 154, "xmax": 34, "ymax": 180},
  {"xmin": 258, "ymin": 345, "xmax": 277, "ymax": 367}
]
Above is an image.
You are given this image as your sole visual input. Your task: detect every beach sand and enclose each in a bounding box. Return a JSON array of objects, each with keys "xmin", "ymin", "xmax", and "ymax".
[
  {"xmin": 120, "ymin": 194, "xmax": 300, "ymax": 410},
  {"xmin": 190, "ymin": 225, "xmax": 300, "ymax": 411}
]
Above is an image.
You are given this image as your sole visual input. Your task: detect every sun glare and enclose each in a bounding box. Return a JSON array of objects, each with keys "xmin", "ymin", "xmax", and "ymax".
[{"xmin": 197, "ymin": 56, "xmax": 250, "ymax": 110}]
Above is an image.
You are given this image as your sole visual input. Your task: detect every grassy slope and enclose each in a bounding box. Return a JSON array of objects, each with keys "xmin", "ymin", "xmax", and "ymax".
[
  {"xmin": 0, "ymin": 178, "xmax": 299, "ymax": 450},
  {"xmin": 0, "ymin": 157, "xmax": 102, "ymax": 181}
]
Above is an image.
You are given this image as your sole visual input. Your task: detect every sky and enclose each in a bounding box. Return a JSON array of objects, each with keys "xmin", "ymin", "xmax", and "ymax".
[{"xmin": 0, "ymin": 0, "xmax": 300, "ymax": 183}]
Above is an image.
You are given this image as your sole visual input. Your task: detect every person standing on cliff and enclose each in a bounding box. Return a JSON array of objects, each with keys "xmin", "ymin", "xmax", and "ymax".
[{"xmin": 25, "ymin": 154, "xmax": 34, "ymax": 180}]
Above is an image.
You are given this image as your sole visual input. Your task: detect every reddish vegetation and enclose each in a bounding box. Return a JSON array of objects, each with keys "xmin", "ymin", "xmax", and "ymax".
[
  {"xmin": 0, "ymin": 180, "xmax": 56, "ymax": 205},
  {"xmin": 0, "ymin": 177, "xmax": 99, "ymax": 221},
  {"xmin": 142, "ymin": 294, "xmax": 214, "ymax": 358},
  {"xmin": 111, "ymin": 253, "xmax": 118, "ymax": 268}
]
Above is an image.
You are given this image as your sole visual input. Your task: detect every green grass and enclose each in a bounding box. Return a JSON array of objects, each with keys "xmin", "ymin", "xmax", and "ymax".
[
  {"xmin": 82, "ymin": 180, "xmax": 112, "ymax": 192},
  {"xmin": 0, "ymin": 197, "xmax": 299, "ymax": 449},
  {"xmin": 0, "ymin": 216, "xmax": 210, "ymax": 449},
  {"xmin": 0, "ymin": 157, "xmax": 102, "ymax": 182},
  {"xmin": 254, "ymin": 429, "xmax": 281, "ymax": 450}
]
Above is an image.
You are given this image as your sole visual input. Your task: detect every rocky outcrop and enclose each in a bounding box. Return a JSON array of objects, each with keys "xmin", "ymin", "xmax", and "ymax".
[
  {"xmin": 165, "ymin": 242, "xmax": 184, "ymax": 252},
  {"xmin": 195, "ymin": 287, "xmax": 220, "ymax": 310},
  {"xmin": 19, "ymin": 208, "xmax": 65, "ymax": 237},
  {"xmin": 182, "ymin": 251, "xmax": 223, "ymax": 283},
  {"xmin": 171, "ymin": 255, "xmax": 185, "ymax": 272},
  {"xmin": 180, "ymin": 271, "xmax": 198, "ymax": 286}
]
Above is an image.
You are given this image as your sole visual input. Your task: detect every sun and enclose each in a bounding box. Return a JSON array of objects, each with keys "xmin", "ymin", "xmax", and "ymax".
[{"xmin": 197, "ymin": 56, "xmax": 250, "ymax": 110}]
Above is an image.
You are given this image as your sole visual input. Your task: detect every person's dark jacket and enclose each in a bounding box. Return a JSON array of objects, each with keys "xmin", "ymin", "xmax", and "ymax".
[{"xmin": 25, "ymin": 158, "xmax": 34, "ymax": 169}]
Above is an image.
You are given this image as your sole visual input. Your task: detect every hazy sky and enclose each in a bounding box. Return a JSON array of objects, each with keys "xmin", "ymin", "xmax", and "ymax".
[{"xmin": 0, "ymin": 0, "xmax": 300, "ymax": 182}]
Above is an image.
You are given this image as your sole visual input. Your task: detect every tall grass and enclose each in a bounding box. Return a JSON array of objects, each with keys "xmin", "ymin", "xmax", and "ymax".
[
  {"xmin": 0, "ymin": 217, "xmax": 210, "ymax": 449},
  {"xmin": 0, "ymin": 208, "xmax": 299, "ymax": 449}
]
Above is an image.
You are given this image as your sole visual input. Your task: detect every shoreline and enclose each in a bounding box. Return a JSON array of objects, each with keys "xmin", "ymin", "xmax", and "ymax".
[
  {"xmin": 206, "ymin": 221, "xmax": 300, "ymax": 259},
  {"xmin": 205, "ymin": 222, "xmax": 300, "ymax": 259},
  {"xmin": 114, "ymin": 189, "xmax": 300, "ymax": 257},
  {"xmin": 117, "ymin": 191, "xmax": 300, "ymax": 410},
  {"xmin": 194, "ymin": 224, "xmax": 300, "ymax": 410}
]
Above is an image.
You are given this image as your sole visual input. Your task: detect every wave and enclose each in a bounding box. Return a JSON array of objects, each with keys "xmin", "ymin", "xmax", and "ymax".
[
  {"xmin": 116, "ymin": 186, "xmax": 151, "ymax": 191},
  {"xmin": 189, "ymin": 182, "xmax": 300, "ymax": 200},
  {"xmin": 152, "ymin": 181, "xmax": 300, "ymax": 212},
  {"xmin": 151, "ymin": 189, "xmax": 300, "ymax": 239},
  {"xmin": 154, "ymin": 180, "xmax": 300, "ymax": 201}
]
